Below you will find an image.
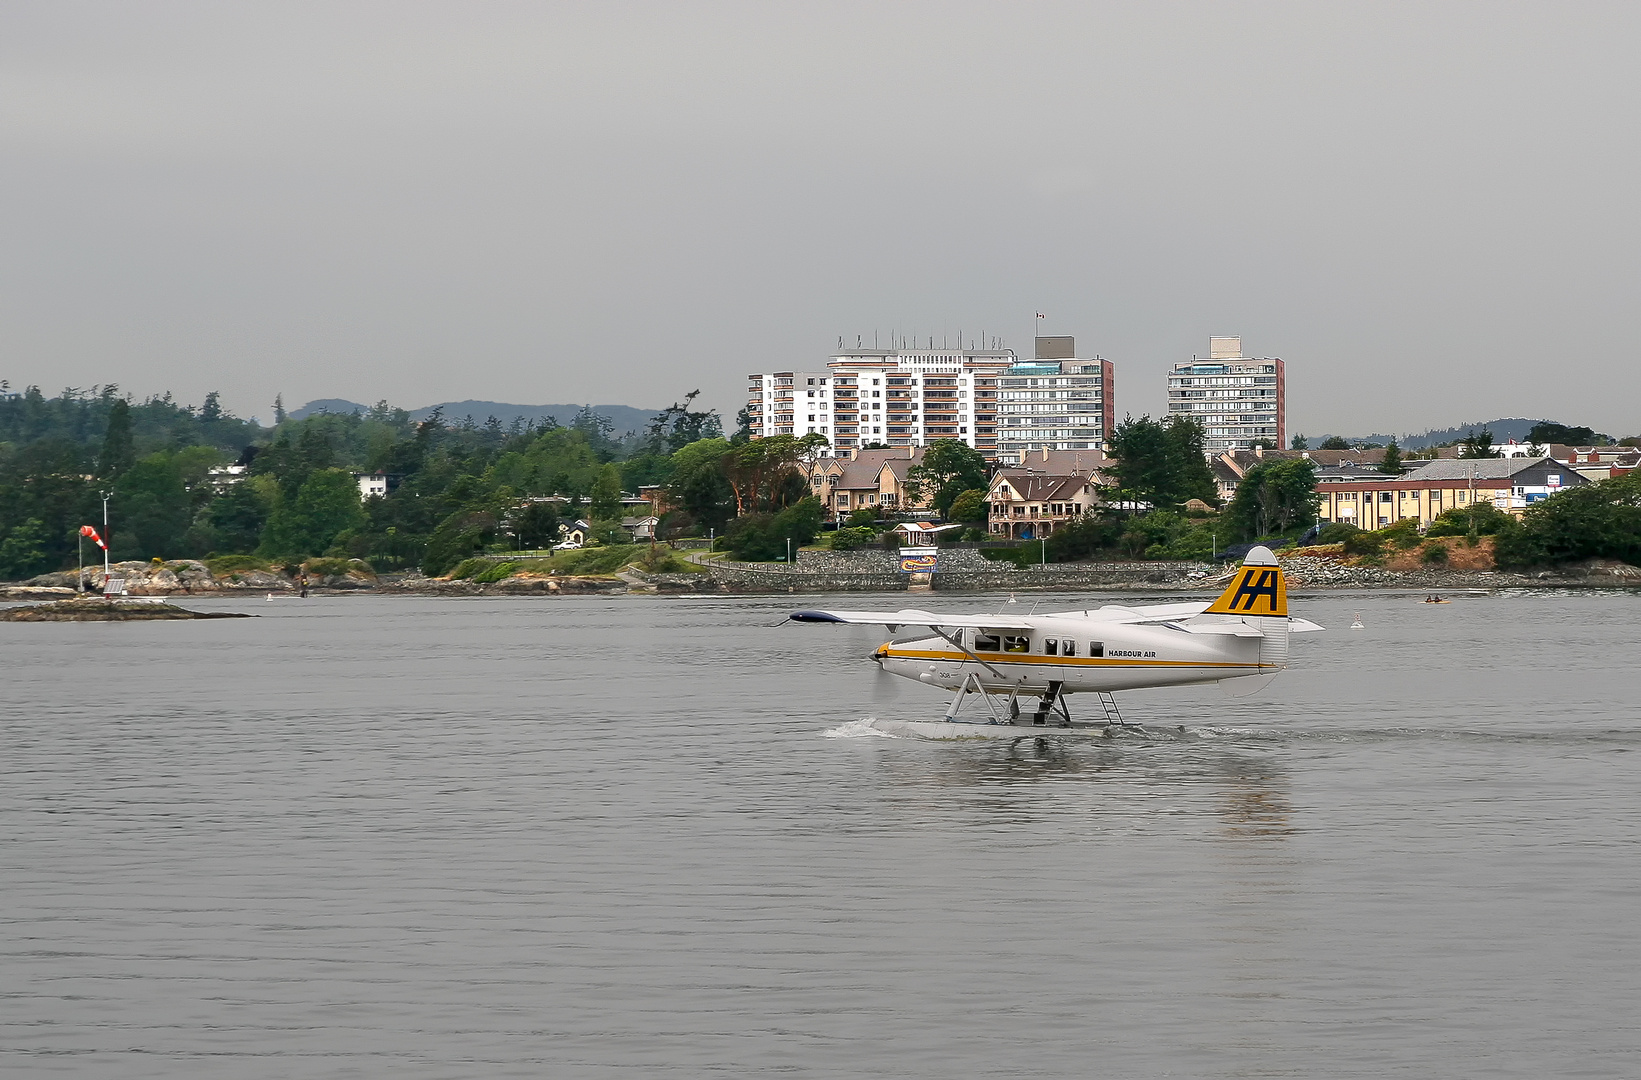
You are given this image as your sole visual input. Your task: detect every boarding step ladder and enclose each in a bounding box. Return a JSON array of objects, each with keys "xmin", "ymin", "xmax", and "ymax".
[{"xmin": 1095, "ymin": 691, "xmax": 1130, "ymax": 728}]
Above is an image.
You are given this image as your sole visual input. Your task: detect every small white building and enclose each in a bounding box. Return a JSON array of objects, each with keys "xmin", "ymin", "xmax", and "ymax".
[{"xmin": 355, "ymin": 473, "xmax": 390, "ymax": 499}]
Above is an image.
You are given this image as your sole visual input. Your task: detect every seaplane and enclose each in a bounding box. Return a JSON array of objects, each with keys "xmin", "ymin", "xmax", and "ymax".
[{"xmin": 790, "ymin": 545, "xmax": 1322, "ymax": 737}]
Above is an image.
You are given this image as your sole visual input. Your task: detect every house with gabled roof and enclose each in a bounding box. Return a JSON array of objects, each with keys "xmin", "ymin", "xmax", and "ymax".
[
  {"xmin": 809, "ymin": 447, "xmax": 929, "ymax": 521},
  {"xmin": 985, "ymin": 470, "xmax": 1104, "ymax": 540}
]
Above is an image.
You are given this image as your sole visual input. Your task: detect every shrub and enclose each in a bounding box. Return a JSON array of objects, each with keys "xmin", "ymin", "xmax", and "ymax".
[
  {"xmin": 1380, "ymin": 518, "xmax": 1423, "ymax": 550},
  {"xmin": 302, "ymin": 557, "xmax": 361, "ymax": 577},
  {"xmin": 1421, "ymin": 541, "xmax": 1450, "ymax": 565},
  {"xmin": 471, "ymin": 560, "xmax": 524, "ymax": 584},
  {"xmin": 846, "ymin": 508, "xmax": 877, "ymax": 527},
  {"xmin": 1342, "ymin": 531, "xmax": 1385, "ymax": 557},
  {"xmin": 447, "ymin": 557, "xmax": 491, "ymax": 580},
  {"xmin": 980, "ymin": 547, "xmax": 1030, "ymax": 568},
  {"xmin": 206, "ymin": 554, "xmax": 270, "ymax": 576},
  {"xmin": 551, "ymin": 544, "xmax": 643, "ymax": 575},
  {"xmin": 828, "ymin": 526, "xmax": 878, "ymax": 552},
  {"xmin": 1425, "ymin": 501, "xmax": 1514, "ymax": 538},
  {"xmin": 1316, "ymin": 522, "xmax": 1362, "ymax": 545}
]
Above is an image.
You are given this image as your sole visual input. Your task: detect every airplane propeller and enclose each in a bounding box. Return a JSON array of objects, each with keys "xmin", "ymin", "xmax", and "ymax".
[{"xmin": 870, "ymin": 651, "xmax": 905, "ymax": 705}]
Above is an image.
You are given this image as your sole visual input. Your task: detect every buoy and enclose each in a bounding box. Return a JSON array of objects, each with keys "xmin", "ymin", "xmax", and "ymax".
[
  {"xmin": 1350, "ymin": 612, "xmax": 1364, "ymax": 630},
  {"xmin": 1007, "ymin": 592, "xmax": 1018, "ymax": 604}
]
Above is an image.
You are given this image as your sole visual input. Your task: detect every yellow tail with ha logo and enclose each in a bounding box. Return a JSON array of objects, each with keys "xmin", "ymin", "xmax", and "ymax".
[{"xmin": 1204, "ymin": 546, "xmax": 1288, "ymax": 618}]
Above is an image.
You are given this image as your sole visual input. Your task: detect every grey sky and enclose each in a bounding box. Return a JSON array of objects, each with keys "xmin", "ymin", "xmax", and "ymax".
[{"xmin": 4, "ymin": 2, "xmax": 1638, "ymax": 437}]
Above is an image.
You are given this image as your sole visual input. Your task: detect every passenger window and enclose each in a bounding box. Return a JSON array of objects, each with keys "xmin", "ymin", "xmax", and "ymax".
[
  {"xmin": 1044, "ymin": 638, "xmax": 1058, "ymax": 656},
  {"xmin": 1063, "ymin": 640, "xmax": 1075, "ymax": 657},
  {"xmin": 974, "ymin": 633, "xmax": 1000, "ymax": 652},
  {"xmin": 1088, "ymin": 642, "xmax": 1104, "ymax": 658},
  {"xmin": 1003, "ymin": 635, "xmax": 1028, "ymax": 653}
]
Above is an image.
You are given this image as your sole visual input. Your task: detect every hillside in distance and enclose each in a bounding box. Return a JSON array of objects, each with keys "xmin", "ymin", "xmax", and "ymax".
[
  {"xmin": 290, "ymin": 398, "xmax": 661, "ymax": 432},
  {"xmin": 1310, "ymin": 417, "xmax": 1539, "ymax": 449}
]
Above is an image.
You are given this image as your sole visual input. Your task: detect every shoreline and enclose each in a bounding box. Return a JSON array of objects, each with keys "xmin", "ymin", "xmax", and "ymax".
[{"xmin": 6, "ymin": 553, "xmax": 1637, "ymax": 601}]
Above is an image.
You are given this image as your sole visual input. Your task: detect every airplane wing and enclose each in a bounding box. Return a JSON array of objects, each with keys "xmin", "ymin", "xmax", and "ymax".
[
  {"xmin": 790, "ymin": 609, "xmax": 1037, "ymax": 632},
  {"xmin": 1042, "ymin": 601, "xmax": 1212, "ymax": 624}
]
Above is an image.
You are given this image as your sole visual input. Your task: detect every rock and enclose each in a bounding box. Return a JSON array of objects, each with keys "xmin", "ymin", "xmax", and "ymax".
[
  {"xmin": 0, "ymin": 599, "xmax": 256, "ymax": 621},
  {"xmin": 3, "ymin": 586, "xmax": 78, "ymax": 600}
]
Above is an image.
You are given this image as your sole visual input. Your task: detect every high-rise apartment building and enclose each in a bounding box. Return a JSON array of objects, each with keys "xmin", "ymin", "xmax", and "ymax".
[
  {"xmin": 746, "ymin": 344, "xmax": 1016, "ymax": 458},
  {"xmin": 745, "ymin": 334, "xmax": 1115, "ymax": 462},
  {"xmin": 1166, "ymin": 336, "xmax": 1284, "ymax": 455},
  {"xmin": 995, "ymin": 336, "xmax": 1115, "ymax": 465}
]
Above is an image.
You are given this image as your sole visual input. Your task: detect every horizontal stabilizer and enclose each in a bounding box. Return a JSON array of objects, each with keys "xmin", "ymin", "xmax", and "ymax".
[{"xmin": 1169, "ymin": 622, "xmax": 1265, "ymax": 637}]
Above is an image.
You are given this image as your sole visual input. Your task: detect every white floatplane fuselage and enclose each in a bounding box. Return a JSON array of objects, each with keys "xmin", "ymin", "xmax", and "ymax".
[{"xmin": 791, "ymin": 545, "xmax": 1322, "ymax": 728}]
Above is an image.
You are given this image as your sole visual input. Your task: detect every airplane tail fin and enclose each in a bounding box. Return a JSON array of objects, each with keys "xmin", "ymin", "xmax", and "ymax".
[
  {"xmin": 1204, "ymin": 546, "xmax": 1287, "ymax": 617},
  {"xmin": 1202, "ymin": 546, "xmax": 1290, "ymax": 668}
]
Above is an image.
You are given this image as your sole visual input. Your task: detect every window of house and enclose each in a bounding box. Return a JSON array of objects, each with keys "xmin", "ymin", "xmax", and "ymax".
[
  {"xmin": 1003, "ymin": 635, "xmax": 1028, "ymax": 653},
  {"xmin": 1044, "ymin": 637, "xmax": 1059, "ymax": 656},
  {"xmin": 974, "ymin": 633, "xmax": 1000, "ymax": 652}
]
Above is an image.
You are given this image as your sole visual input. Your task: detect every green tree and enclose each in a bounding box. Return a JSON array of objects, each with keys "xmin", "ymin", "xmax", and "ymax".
[
  {"xmin": 1527, "ymin": 421, "xmax": 1604, "ymax": 446},
  {"xmin": 1458, "ymin": 428, "xmax": 1501, "ymax": 458},
  {"xmin": 98, "ymin": 399, "xmax": 136, "ymax": 478},
  {"xmin": 590, "ymin": 463, "xmax": 624, "ymax": 520},
  {"xmin": 261, "ymin": 468, "xmax": 366, "ymax": 556},
  {"xmin": 1107, "ymin": 415, "xmax": 1216, "ymax": 509},
  {"xmin": 110, "ymin": 452, "xmax": 191, "ymax": 560},
  {"xmin": 194, "ymin": 480, "xmax": 272, "ymax": 554},
  {"xmin": 720, "ymin": 434, "xmax": 824, "ymax": 515},
  {"xmin": 725, "ymin": 496, "xmax": 823, "ymax": 560},
  {"xmin": 1319, "ymin": 436, "xmax": 1350, "ymax": 450},
  {"xmin": 514, "ymin": 501, "xmax": 562, "ymax": 549},
  {"xmin": 0, "ymin": 518, "xmax": 52, "ymax": 580},
  {"xmin": 1291, "ymin": 434, "xmax": 1309, "ymax": 450},
  {"xmin": 421, "ymin": 505, "xmax": 502, "ymax": 576},
  {"xmin": 904, "ymin": 440, "xmax": 988, "ymax": 516},
  {"xmin": 1224, "ymin": 458, "xmax": 1320, "ymax": 540},
  {"xmin": 730, "ymin": 405, "xmax": 755, "ymax": 443},
  {"xmin": 1494, "ymin": 472, "xmax": 1641, "ymax": 567},
  {"xmin": 1379, "ymin": 440, "xmax": 1403, "ymax": 474},
  {"xmin": 272, "ymin": 394, "xmax": 287, "ymax": 425},
  {"xmin": 947, "ymin": 488, "xmax": 988, "ymax": 524}
]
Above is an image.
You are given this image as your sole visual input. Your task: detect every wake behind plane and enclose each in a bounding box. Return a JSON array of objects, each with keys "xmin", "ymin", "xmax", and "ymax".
[{"xmin": 791, "ymin": 545, "xmax": 1322, "ymax": 733}]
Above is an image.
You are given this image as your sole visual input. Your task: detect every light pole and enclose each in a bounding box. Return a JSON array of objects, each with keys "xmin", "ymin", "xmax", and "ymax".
[
  {"xmin": 786, "ymin": 536, "xmax": 792, "ymax": 565},
  {"xmin": 1040, "ymin": 536, "xmax": 1047, "ymax": 567},
  {"xmin": 99, "ymin": 491, "xmax": 111, "ymax": 585}
]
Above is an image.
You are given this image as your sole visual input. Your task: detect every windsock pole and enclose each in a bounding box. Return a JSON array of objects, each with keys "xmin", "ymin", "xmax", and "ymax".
[{"xmin": 101, "ymin": 492, "xmax": 110, "ymax": 582}]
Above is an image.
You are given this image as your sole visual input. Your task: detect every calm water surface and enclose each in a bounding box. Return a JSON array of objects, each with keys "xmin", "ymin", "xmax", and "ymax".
[{"xmin": 3, "ymin": 590, "xmax": 1639, "ymax": 1078}]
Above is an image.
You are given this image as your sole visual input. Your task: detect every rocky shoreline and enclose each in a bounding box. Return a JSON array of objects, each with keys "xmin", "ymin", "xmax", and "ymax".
[{"xmin": 5, "ymin": 553, "xmax": 1638, "ymax": 601}]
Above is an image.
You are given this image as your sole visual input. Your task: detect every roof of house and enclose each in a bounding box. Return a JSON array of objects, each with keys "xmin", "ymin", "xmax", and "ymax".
[
  {"xmin": 1402, "ymin": 457, "xmax": 1571, "ymax": 481},
  {"xmin": 828, "ymin": 448, "xmax": 924, "ymax": 490},
  {"xmin": 990, "ymin": 471, "xmax": 1098, "ymax": 503},
  {"xmin": 1314, "ymin": 464, "xmax": 1400, "ymax": 482},
  {"xmin": 1007, "ymin": 447, "xmax": 1111, "ymax": 474}
]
